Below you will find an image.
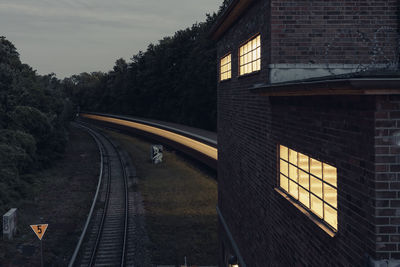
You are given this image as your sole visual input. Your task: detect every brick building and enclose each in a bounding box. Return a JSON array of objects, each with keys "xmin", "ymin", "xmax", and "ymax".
[{"xmin": 210, "ymin": 0, "xmax": 400, "ymax": 266}]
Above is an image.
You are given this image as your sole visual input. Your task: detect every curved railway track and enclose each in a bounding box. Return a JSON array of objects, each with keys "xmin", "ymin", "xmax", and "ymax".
[
  {"xmin": 68, "ymin": 114, "xmax": 216, "ymax": 266},
  {"xmin": 69, "ymin": 122, "xmax": 129, "ymax": 267}
]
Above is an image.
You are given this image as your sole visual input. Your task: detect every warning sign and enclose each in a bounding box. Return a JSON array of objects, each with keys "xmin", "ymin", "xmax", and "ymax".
[{"xmin": 30, "ymin": 224, "xmax": 48, "ymax": 240}]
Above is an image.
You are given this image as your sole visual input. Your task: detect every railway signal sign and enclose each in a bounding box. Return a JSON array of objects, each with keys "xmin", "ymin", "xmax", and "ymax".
[{"xmin": 30, "ymin": 224, "xmax": 48, "ymax": 240}]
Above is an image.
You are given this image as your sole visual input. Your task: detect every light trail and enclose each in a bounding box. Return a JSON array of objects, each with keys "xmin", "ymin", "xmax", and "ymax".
[{"xmin": 81, "ymin": 114, "xmax": 218, "ymax": 161}]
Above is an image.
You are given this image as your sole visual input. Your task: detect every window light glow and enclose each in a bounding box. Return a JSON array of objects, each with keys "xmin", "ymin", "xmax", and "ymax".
[
  {"xmin": 220, "ymin": 54, "xmax": 232, "ymax": 81},
  {"xmin": 239, "ymin": 35, "xmax": 261, "ymax": 75},
  {"xmin": 279, "ymin": 145, "xmax": 338, "ymax": 231}
]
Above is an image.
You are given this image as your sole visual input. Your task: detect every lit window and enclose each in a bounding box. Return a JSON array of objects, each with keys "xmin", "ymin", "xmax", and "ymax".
[
  {"xmin": 279, "ymin": 145, "xmax": 338, "ymax": 231},
  {"xmin": 239, "ymin": 35, "xmax": 261, "ymax": 75},
  {"xmin": 220, "ymin": 53, "xmax": 231, "ymax": 81}
]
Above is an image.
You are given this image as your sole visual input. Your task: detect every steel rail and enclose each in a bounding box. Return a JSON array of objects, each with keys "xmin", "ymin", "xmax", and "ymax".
[
  {"xmin": 98, "ymin": 130, "xmax": 129, "ymax": 266},
  {"xmin": 68, "ymin": 123, "xmax": 104, "ymax": 267},
  {"xmin": 77, "ymin": 121, "xmax": 129, "ymax": 267},
  {"xmin": 88, "ymin": 136, "xmax": 112, "ymax": 266}
]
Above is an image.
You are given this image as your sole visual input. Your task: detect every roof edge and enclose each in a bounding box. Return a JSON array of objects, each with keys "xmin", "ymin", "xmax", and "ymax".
[
  {"xmin": 250, "ymin": 77, "xmax": 400, "ymax": 96},
  {"xmin": 209, "ymin": 0, "xmax": 255, "ymax": 40}
]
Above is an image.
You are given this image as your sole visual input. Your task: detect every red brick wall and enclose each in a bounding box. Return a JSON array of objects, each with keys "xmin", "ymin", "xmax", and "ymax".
[
  {"xmin": 374, "ymin": 95, "xmax": 400, "ymax": 260},
  {"xmin": 217, "ymin": 1, "xmax": 272, "ymax": 266},
  {"xmin": 270, "ymin": 0, "xmax": 399, "ymax": 64},
  {"xmin": 216, "ymin": 0, "xmax": 399, "ymax": 266},
  {"xmin": 269, "ymin": 96, "xmax": 376, "ymax": 266}
]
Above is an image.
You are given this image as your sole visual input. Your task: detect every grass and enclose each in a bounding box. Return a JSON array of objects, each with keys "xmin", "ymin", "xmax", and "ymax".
[
  {"xmin": 106, "ymin": 130, "xmax": 218, "ymax": 266},
  {"xmin": 0, "ymin": 127, "xmax": 100, "ymax": 266}
]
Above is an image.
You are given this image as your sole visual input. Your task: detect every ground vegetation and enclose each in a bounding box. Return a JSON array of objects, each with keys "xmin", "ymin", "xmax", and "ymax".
[{"xmin": 0, "ymin": 36, "xmax": 73, "ymax": 214}]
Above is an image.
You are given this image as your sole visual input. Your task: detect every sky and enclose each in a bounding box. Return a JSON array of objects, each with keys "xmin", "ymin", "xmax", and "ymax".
[{"xmin": 0, "ymin": 0, "xmax": 222, "ymax": 78}]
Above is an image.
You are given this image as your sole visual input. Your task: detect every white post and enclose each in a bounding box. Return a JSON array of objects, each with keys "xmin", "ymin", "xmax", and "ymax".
[
  {"xmin": 151, "ymin": 145, "xmax": 163, "ymax": 164},
  {"xmin": 3, "ymin": 208, "xmax": 17, "ymax": 240}
]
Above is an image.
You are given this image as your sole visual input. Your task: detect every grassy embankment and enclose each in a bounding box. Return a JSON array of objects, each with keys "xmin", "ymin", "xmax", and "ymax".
[
  {"xmin": 0, "ymin": 127, "xmax": 100, "ymax": 266},
  {"xmin": 106, "ymin": 130, "xmax": 218, "ymax": 266}
]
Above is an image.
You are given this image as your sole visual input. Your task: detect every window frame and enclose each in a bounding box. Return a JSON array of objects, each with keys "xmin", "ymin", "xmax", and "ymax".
[
  {"xmin": 219, "ymin": 52, "xmax": 232, "ymax": 82},
  {"xmin": 238, "ymin": 33, "xmax": 261, "ymax": 77},
  {"xmin": 277, "ymin": 144, "xmax": 338, "ymax": 235}
]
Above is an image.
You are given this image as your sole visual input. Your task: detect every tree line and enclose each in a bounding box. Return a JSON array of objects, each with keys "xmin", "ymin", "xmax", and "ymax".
[
  {"xmin": 64, "ymin": 0, "xmax": 231, "ymax": 131},
  {"xmin": 0, "ymin": 37, "xmax": 73, "ymax": 213}
]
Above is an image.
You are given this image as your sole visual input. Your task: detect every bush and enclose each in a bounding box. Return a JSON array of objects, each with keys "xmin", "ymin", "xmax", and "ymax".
[
  {"xmin": 0, "ymin": 143, "xmax": 31, "ymax": 173},
  {"xmin": 0, "ymin": 129, "xmax": 36, "ymax": 159},
  {"xmin": 9, "ymin": 106, "xmax": 52, "ymax": 145}
]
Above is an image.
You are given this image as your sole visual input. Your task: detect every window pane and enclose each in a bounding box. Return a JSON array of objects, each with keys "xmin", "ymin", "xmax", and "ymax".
[
  {"xmin": 239, "ymin": 35, "xmax": 261, "ymax": 76},
  {"xmin": 310, "ymin": 176, "xmax": 322, "ymax": 198},
  {"xmin": 298, "ymin": 153, "xmax": 309, "ymax": 171},
  {"xmin": 220, "ymin": 54, "xmax": 232, "ymax": 81},
  {"xmin": 256, "ymin": 35, "xmax": 260, "ymax": 47},
  {"xmin": 280, "ymin": 145, "xmax": 288, "ymax": 160},
  {"xmin": 255, "ymin": 59, "xmax": 260, "ymax": 71},
  {"xmin": 280, "ymin": 174, "xmax": 288, "ymax": 192},
  {"xmin": 324, "ymin": 203, "xmax": 337, "ymax": 230},
  {"xmin": 311, "ymin": 195, "xmax": 323, "ymax": 218},
  {"xmin": 323, "ymin": 163, "xmax": 337, "ymax": 187},
  {"xmin": 298, "ymin": 169, "xmax": 309, "ymax": 190},
  {"xmin": 277, "ymin": 144, "xmax": 338, "ymax": 232},
  {"xmin": 289, "ymin": 164, "xmax": 298, "ymax": 181},
  {"xmin": 280, "ymin": 160, "xmax": 288, "ymax": 176},
  {"xmin": 289, "ymin": 180, "xmax": 298, "ymax": 200},
  {"xmin": 310, "ymin": 158, "xmax": 322, "ymax": 178},
  {"xmin": 289, "ymin": 149, "xmax": 297, "ymax": 165},
  {"xmin": 324, "ymin": 184, "xmax": 337, "ymax": 208},
  {"xmin": 299, "ymin": 187, "xmax": 310, "ymax": 208},
  {"xmin": 256, "ymin": 47, "xmax": 261, "ymax": 59}
]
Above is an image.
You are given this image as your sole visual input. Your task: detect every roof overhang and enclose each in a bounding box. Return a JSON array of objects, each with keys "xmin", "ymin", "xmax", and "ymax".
[
  {"xmin": 250, "ymin": 78, "xmax": 400, "ymax": 96},
  {"xmin": 209, "ymin": 0, "xmax": 256, "ymax": 40}
]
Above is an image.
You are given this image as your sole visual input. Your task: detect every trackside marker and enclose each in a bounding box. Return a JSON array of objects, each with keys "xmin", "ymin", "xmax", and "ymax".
[
  {"xmin": 30, "ymin": 224, "xmax": 48, "ymax": 240},
  {"xmin": 30, "ymin": 224, "xmax": 48, "ymax": 267}
]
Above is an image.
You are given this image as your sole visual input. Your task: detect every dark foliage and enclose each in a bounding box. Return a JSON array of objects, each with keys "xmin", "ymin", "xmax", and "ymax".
[
  {"xmin": 64, "ymin": 5, "xmax": 231, "ymax": 131},
  {"xmin": 0, "ymin": 36, "xmax": 72, "ymax": 213}
]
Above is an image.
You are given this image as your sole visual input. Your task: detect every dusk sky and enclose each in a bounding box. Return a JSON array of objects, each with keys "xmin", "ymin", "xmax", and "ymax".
[{"xmin": 0, "ymin": 0, "xmax": 222, "ymax": 78}]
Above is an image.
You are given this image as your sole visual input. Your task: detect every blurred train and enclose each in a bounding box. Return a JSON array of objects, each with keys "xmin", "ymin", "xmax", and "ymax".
[{"xmin": 79, "ymin": 112, "xmax": 217, "ymax": 170}]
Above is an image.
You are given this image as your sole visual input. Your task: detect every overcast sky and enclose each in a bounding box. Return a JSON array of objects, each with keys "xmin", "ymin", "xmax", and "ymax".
[{"xmin": 0, "ymin": 0, "xmax": 222, "ymax": 78}]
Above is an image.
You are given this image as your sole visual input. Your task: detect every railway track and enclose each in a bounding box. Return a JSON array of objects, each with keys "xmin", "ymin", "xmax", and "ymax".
[{"xmin": 69, "ymin": 122, "xmax": 129, "ymax": 267}]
